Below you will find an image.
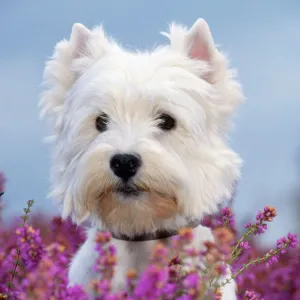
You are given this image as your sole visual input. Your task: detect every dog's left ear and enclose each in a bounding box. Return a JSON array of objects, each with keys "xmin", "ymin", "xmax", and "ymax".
[
  {"xmin": 186, "ymin": 19, "xmax": 216, "ymax": 63},
  {"xmin": 165, "ymin": 18, "xmax": 223, "ymax": 83}
]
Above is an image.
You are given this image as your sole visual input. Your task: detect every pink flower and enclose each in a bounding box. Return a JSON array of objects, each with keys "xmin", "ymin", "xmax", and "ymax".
[
  {"xmin": 221, "ymin": 206, "xmax": 235, "ymax": 226},
  {"xmin": 240, "ymin": 241, "xmax": 251, "ymax": 251}
]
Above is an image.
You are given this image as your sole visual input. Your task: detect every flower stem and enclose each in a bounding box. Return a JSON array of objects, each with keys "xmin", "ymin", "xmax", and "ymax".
[
  {"xmin": 6, "ymin": 200, "xmax": 34, "ymax": 299},
  {"xmin": 215, "ymin": 247, "xmax": 285, "ymax": 288}
]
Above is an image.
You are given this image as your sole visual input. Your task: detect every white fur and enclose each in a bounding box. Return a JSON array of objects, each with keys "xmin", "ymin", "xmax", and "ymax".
[{"xmin": 40, "ymin": 18, "xmax": 243, "ymax": 299}]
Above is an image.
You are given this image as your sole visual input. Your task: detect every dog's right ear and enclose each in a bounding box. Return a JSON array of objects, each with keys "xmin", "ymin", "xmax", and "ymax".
[
  {"xmin": 70, "ymin": 23, "xmax": 92, "ymax": 58},
  {"xmin": 70, "ymin": 23, "xmax": 111, "ymax": 75},
  {"xmin": 40, "ymin": 23, "xmax": 110, "ymax": 136}
]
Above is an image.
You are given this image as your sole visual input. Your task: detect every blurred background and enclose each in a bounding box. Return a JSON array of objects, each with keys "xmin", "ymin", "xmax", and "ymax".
[{"xmin": 0, "ymin": 0, "xmax": 299, "ymax": 245}]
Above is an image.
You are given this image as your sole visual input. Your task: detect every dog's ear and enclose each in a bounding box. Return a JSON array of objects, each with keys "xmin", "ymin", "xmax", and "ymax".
[
  {"xmin": 165, "ymin": 18, "xmax": 224, "ymax": 83},
  {"xmin": 70, "ymin": 23, "xmax": 92, "ymax": 59},
  {"xmin": 185, "ymin": 19, "xmax": 216, "ymax": 63},
  {"xmin": 40, "ymin": 23, "xmax": 110, "ymax": 137},
  {"xmin": 70, "ymin": 23, "xmax": 111, "ymax": 75}
]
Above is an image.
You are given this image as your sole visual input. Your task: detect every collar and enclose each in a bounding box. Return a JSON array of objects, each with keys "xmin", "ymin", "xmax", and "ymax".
[{"xmin": 111, "ymin": 219, "xmax": 201, "ymax": 242}]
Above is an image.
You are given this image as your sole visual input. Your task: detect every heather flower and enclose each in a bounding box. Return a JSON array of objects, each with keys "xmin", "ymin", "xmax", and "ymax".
[
  {"xmin": 182, "ymin": 272, "xmax": 201, "ymax": 298},
  {"xmin": 51, "ymin": 217, "xmax": 86, "ymax": 253},
  {"xmin": 1, "ymin": 194, "xmax": 299, "ymax": 300},
  {"xmin": 24, "ymin": 243, "xmax": 71, "ymax": 298},
  {"xmin": 16, "ymin": 225, "xmax": 45, "ymax": 271},
  {"xmin": 244, "ymin": 290, "xmax": 260, "ymax": 299},
  {"xmin": 255, "ymin": 223, "xmax": 268, "ymax": 235},
  {"xmin": 202, "ymin": 205, "xmax": 237, "ymax": 231},
  {"xmin": 93, "ymin": 232, "xmax": 117, "ymax": 282},
  {"xmin": 240, "ymin": 241, "xmax": 251, "ymax": 251},
  {"xmin": 161, "ymin": 283, "xmax": 177, "ymax": 298},
  {"xmin": 244, "ymin": 222, "xmax": 252, "ymax": 229},
  {"xmin": 152, "ymin": 242, "xmax": 170, "ymax": 265},
  {"xmin": 252, "ymin": 206, "xmax": 276, "ymax": 235},
  {"xmin": 287, "ymin": 232, "xmax": 298, "ymax": 248},
  {"xmin": 265, "ymin": 253, "xmax": 279, "ymax": 268},
  {"xmin": 221, "ymin": 207, "xmax": 235, "ymax": 227},
  {"xmin": 178, "ymin": 227, "xmax": 194, "ymax": 244},
  {"xmin": 91, "ymin": 279, "xmax": 111, "ymax": 298},
  {"xmin": 276, "ymin": 233, "xmax": 298, "ymax": 255},
  {"xmin": 168, "ymin": 255, "xmax": 181, "ymax": 267},
  {"xmin": 65, "ymin": 285, "xmax": 89, "ymax": 299},
  {"xmin": 176, "ymin": 295, "xmax": 192, "ymax": 300},
  {"xmin": 213, "ymin": 227, "xmax": 235, "ymax": 258},
  {"xmin": 133, "ymin": 265, "xmax": 169, "ymax": 298},
  {"xmin": 183, "ymin": 272, "xmax": 199, "ymax": 288},
  {"xmin": 171, "ymin": 227, "xmax": 195, "ymax": 266},
  {"xmin": 256, "ymin": 206, "xmax": 277, "ymax": 223},
  {"xmin": 242, "ymin": 206, "xmax": 277, "ymax": 237},
  {"xmin": 215, "ymin": 263, "xmax": 227, "ymax": 276},
  {"xmin": 276, "ymin": 237, "xmax": 288, "ymax": 251}
]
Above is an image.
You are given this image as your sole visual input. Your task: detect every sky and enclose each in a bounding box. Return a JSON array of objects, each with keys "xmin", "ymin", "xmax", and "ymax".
[{"xmin": 0, "ymin": 1, "xmax": 299, "ymax": 245}]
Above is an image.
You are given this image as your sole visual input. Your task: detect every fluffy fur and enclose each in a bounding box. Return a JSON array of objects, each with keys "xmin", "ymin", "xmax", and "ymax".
[{"xmin": 40, "ymin": 18, "xmax": 244, "ymax": 299}]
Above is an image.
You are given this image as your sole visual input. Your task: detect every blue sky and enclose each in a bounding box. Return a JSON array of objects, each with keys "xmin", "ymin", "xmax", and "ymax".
[{"xmin": 1, "ymin": 1, "xmax": 299, "ymax": 245}]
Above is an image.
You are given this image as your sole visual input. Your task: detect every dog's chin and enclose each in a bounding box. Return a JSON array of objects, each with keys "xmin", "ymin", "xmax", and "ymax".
[{"xmin": 94, "ymin": 184, "xmax": 178, "ymax": 235}]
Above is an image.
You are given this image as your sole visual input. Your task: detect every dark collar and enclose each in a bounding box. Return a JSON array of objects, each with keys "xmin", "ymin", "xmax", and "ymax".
[{"xmin": 111, "ymin": 219, "xmax": 200, "ymax": 242}]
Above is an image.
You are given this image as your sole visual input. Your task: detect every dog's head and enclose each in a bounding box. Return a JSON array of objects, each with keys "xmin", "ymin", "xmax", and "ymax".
[{"xmin": 40, "ymin": 19, "xmax": 243, "ymax": 236}]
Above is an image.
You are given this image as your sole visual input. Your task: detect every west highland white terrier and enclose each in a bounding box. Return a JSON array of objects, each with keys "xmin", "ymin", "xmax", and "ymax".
[{"xmin": 40, "ymin": 18, "xmax": 244, "ymax": 299}]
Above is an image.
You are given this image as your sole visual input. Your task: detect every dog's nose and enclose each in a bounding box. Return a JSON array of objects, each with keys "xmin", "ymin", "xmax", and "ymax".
[{"xmin": 110, "ymin": 153, "xmax": 141, "ymax": 181}]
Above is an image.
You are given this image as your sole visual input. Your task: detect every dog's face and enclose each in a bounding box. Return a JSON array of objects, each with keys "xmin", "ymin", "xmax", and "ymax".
[{"xmin": 40, "ymin": 19, "xmax": 243, "ymax": 236}]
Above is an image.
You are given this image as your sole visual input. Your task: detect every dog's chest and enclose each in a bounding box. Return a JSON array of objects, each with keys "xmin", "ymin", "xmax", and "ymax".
[{"xmin": 113, "ymin": 239, "xmax": 157, "ymax": 272}]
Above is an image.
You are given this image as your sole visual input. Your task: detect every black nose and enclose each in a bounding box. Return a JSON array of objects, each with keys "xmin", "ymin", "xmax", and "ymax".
[{"xmin": 110, "ymin": 153, "xmax": 141, "ymax": 181}]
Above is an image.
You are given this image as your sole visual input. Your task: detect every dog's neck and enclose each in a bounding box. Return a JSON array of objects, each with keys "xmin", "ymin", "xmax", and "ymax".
[{"xmin": 111, "ymin": 219, "xmax": 201, "ymax": 242}]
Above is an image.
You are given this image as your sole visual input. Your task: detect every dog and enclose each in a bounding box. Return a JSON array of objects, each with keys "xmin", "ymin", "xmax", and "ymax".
[{"xmin": 40, "ymin": 18, "xmax": 243, "ymax": 299}]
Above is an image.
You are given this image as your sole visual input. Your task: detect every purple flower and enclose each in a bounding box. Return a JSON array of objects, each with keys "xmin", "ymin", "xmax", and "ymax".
[
  {"xmin": 287, "ymin": 233, "xmax": 298, "ymax": 248},
  {"xmin": 91, "ymin": 279, "xmax": 111, "ymax": 298},
  {"xmin": 244, "ymin": 222, "xmax": 252, "ymax": 229},
  {"xmin": 176, "ymin": 296, "xmax": 192, "ymax": 300},
  {"xmin": 1, "ymin": 197, "xmax": 299, "ymax": 300},
  {"xmin": 216, "ymin": 263, "xmax": 227, "ymax": 276},
  {"xmin": 16, "ymin": 225, "xmax": 45, "ymax": 271},
  {"xmin": 221, "ymin": 206, "xmax": 235, "ymax": 226},
  {"xmin": 161, "ymin": 283, "xmax": 177, "ymax": 298},
  {"xmin": 244, "ymin": 290, "xmax": 260, "ymax": 299},
  {"xmin": 133, "ymin": 265, "xmax": 169, "ymax": 298},
  {"xmin": 276, "ymin": 233, "xmax": 298, "ymax": 254},
  {"xmin": 240, "ymin": 241, "xmax": 251, "ymax": 251},
  {"xmin": 256, "ymin": 206, "xmax": 277, "ymax": 223},
  {"xmin": 266, "ymin": 254, "xmax": 279, "ymax": 268},
  {"xmin": 255, "ymin": 223, "xmax": 268, "ymax": 235},
  {"xmin": 66, "ymin": 285, "xmax": 89, "ymax": 299},
  {"xmin": 93, "ymin": 232, "xmax": 117, "ymax": 283},
  {"xmin": 182, "ymin": 273, "xmax": 199, "ymax": 289}
]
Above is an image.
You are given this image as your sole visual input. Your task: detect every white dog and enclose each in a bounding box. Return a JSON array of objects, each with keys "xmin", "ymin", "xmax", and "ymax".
[{"xmin": 40, "ymin": 18, "xmax": 243, "ymax": 299}]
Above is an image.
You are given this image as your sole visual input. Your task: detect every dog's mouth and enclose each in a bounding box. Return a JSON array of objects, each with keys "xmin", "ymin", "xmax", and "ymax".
[
  {"xmin": 99, "ymin": 182, "xmax": 176, "ymax": 203},
  {"xmin": 113, "ymin": 183, "xmax": 145, "ymax": 198}
]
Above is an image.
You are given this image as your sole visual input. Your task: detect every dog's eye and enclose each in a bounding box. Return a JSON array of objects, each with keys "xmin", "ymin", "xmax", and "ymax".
[
  {"xmin": 95, "ymin": 113, "xmax": 109, "ymax": 132},
  {"xmin": 157, "ymin": 113, "xmax": 176, "ymax": 131}
]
